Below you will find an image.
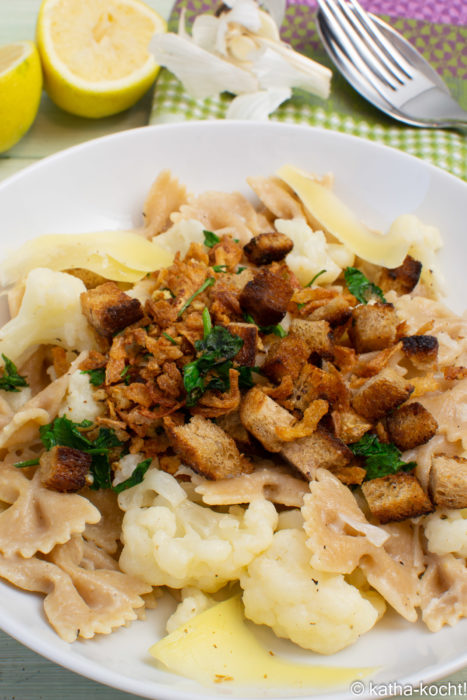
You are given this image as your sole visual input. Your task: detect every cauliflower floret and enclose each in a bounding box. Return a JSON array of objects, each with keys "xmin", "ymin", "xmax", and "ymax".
[
  {"xmin": 275, "ymin": 217, "xmax": 354, "ymax": 286},
  {"xmin": 240, "ymin": 528, "xmax": 384, "ymax": 655},
  {"xmin": 153, "ymin": 219, "xmax": 206, "ymax": 258},
  {"xmin": 118, "ymin": 468, "xmax": 278, "ymax": 591},
  {"xmin": 59, "ymin": 369, "xmax": 104, "ymax": 423},
  {"xmin": 424, "ymin": 509, "xmax": 467, "ymax": 558},
  {"xmin": 0, "ymin": 268, "xmax": 97, "ymax": 363},
  {"xmin": 166, "ymin": 587, "xmax": 217, "ymax": 634}
]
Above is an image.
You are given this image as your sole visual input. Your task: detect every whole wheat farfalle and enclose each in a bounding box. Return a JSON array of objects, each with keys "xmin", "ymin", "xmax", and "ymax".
[
  {"xmin": 302, "ymin": 469, "xmax": 422, "ymax": 622},
  {"xmin": 0, "ymin": 466, "xmax": 100, "ymax": 558},
  {"xmin": 0, "ymin": 352, "xmax": 88, "ymax": 450},
  {"xmin": 419, "ymin": 553, "xmax": 467, "ymax": 632},
  {"xmin": 0, "ymin": 535, "xmax": 152, "ymax": 642}
]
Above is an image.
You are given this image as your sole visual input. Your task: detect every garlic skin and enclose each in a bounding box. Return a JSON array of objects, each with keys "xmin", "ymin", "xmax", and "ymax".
[{"xmin": 150, "ymin": 0, "xmax": 332, "ymax": 119}]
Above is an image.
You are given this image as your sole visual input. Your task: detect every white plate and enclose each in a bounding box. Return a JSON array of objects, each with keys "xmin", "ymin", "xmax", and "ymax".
[{"xmin": 0, "ymin": 121, "xmax": 466, "ymax": 700}]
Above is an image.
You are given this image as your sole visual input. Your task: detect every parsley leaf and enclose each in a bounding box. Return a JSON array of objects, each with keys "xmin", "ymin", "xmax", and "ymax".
[
  {"xmin": 0, "ymin": 354, "xmax": 29, "ymax": 392},
  {"xmin": 349, "ymin": 433, "xmax": 416, "ymax": 481},
  {"xmin": 238, "ymin": 365, "xmax": 262, "ymax": 390},
  {"xmin": 178, "ymin": 277, "xmax": 215, "ymax": 317},
  {"xmin": 81, "ymin": 367, "xmax": 105, "ymax": 386},
  {"xmin": 38, "ymin": 416, "xmax": 123, "ymax": 490},
  {"xmin": 203, "ymin": 230, "xmax": 220, "ymax": 248},
  {"xmin": 344, "ymin": 267, "xmax": 386, "ymax": 305},
  {"xmin": 183, "ymin": 320, "xmax": 244, "ymax": 407},
  {"xmin": 112, "ymin": 458, "xmax": 152, "ymax": 494}
]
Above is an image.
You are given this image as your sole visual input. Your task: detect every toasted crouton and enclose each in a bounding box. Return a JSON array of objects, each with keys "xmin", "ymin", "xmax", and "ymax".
[
  {"xmin": 227, "ymin": 322, "xmax": 259, "ymax": 366},
  {"xmin": 309, "ymin": 295, "xmax": 352, "ymax": 326},
  {"xmin": 401, "ymin": 335, "xmax": 439, "ymax": 370},
  {"xmin": 239, "ymin": 387, "xmax": 351, "ymax": 476},
  {"xmin": 349, "ymin": 303, "xmax": 398, "ymax": 353},
  {"xmin": 39, "ymin": 445, "xmax": 92, "ymax": 492},
  {"xmin": 331, "ymin": 408, "xmax": 373, "ymax": 444},
  {"xmin": 351, "ymin": 368, "xmax": 414, "ymax": 420},
  {"xmin": 332, "ymin": 464, "xmax": 366, "ymax": 485},
  {"xmin": 81, "ymin": 282, "xmax": 144, "ymax": 337},
  {"xmin": 362, "ymin": 472, "xmax": 433, "ymax": 523},
  {"xmin": 289, "ymin": 319, "xmax": 334, "ymax": 359},
  {"xmin": 163, "ymin": 415, "xmax": 248, "ymax": 479},
  {"xmin": 281, "ymin": 426, "xmax": 352, "ymax": 479},
  {"xmin": 243, "ymin": 232, "xmax": 293, "ymax": 265},
  {"xmin": 240, "ymin": 387, "xmax": 293, "ymax": 452},
  {"xmin": 216, "ymin": 411, "xmax": 252, "ymax": 451},
  {"xmin": 386, "ymin": 402, "xmax": 438, "ymax": 451},
  {"xmin": 377, "ymin": 255, "xmax": 422, "ymax": 295},
  {"xmin": 429, "ymin": 455, "xmax": 467, "ymax": 509},
  {"xmin": 288, "ymin": 363, "xmax": 348, "ymax": 412},
  {"xmin": 262, "ymin": 335, "xmax": 310, "ymax": 383},
  {"xmin": 239, "ymin": 268, "xmax": 293, "ymax": 326}
]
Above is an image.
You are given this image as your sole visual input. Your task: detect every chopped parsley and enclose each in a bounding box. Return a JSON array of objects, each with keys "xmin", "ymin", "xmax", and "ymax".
[
  {"xmin": 183, "ymin": 310, "xmax": 244, "ymax": 406},
  {"xmin": 212, "ymin": 264, "xmax": 228, "ymax": 273},
  {"xmin": 112, "ymin": 458, "xmax": 152, "ymax": 494},
  {"xmin": 243, "ymin": 313, "xmax": 287, "ymax": 338},
  {"xmin": 0, "ymin": 354, "xmax": 29, "ymax": 392},
  {"xmin": 236, "ymin": 266, "xmax": 247, "ymax": 274},
  {"xmin": 177, "ymin": 277, "xmax": 215, "ymax": 317},
  {"xmin": 38, "ymin": 416, "xmax": 124, "ymax": 490},
  {"xmin": 120, "ymin": 365, "xmax": 131, "ymax": 385},
  {"xmin": 203, "ymin": 230, "xmax": 220, "ymax": 248},
  {"xmin": 344, "ymin": 267, "xmax": 386, "ymax": 305},
  {"xmin": 306, "ymin": 269, "xmax": 327, "ymax": 287},
  {"xmin": 162, "ymin": 332, "xmax": 177, "ymax": 345},
  {"xmin": 81, "ymin": 367, "xmax": 106, "ymax": 386},
  {"xmin": 15, "ymin": 458, "xmax": 40, "ymax": 468},
  {"xmin": 349, "ymin": 433, "xmax": 416, "ymax": 481}
]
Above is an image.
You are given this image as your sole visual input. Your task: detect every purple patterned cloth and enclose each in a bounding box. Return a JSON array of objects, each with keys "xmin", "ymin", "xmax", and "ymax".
[{"xmin": 303, "ymin": 0, "xmax": 467, "ymax": 25}]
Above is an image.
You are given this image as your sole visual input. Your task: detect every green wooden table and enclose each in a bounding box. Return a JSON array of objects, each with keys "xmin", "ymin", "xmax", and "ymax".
[{"xmin": 0, "ymin": 2, "xmax": 466, "ymax": 699}]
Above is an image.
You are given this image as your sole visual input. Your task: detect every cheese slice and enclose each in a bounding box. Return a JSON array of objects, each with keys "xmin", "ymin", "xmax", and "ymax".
[
  {"xmin": 0, "ymin": 230, "xmax": 174, "ymax": 285},
  {"xmin": 277, "ymin": 164, "xmax": 428, "ymax": 269},
  {"xmin": 150, "ymin": 596, "xmax": 374, "ymax": 688}
]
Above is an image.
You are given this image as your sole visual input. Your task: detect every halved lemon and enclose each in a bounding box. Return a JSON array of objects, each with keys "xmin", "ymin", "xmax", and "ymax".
[
  {"xmin": 0, "ymin": 41, "xmax": 43, "ymax": 154},
  {"xmin": 36, "ymin": 0, "xmax": 167, "ymax": 118}
]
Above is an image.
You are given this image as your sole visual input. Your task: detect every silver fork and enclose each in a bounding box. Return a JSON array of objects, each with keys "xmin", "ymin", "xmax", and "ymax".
[{"xmin": 315, "ymin": 0, "xmax": 467, "ymax": 129}]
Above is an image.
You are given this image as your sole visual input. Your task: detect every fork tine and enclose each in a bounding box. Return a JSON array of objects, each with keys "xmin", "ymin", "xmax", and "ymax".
[
  {"xmin": 317, "ymin": 0, "xmax": 401, "ymax": 90},
  {"xmin": 346, "ymin": 0, "xmax": 414, "ymax": 79}
]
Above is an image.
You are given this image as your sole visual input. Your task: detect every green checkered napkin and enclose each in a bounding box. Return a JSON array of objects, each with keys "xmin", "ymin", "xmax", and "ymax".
[{"xmin": 150, "ymin": 1, "xmax": 467, "ymax": 181}]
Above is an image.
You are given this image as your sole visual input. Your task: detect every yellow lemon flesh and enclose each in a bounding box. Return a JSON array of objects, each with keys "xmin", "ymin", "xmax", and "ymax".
[
  {"xmin": 36, "ymin": 0, "xmax": 166, "ymax": 118},
  {"xmin": 0, "ymin": 41, "xmax": 43, "ymax": 154}
]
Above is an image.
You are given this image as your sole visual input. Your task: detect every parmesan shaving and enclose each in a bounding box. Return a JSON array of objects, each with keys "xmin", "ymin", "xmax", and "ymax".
[{"xmin": 0, "ymin": 231, "xmax": 174, "ymax": 286}]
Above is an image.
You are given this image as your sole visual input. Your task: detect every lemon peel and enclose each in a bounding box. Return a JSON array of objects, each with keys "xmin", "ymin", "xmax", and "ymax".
[
  {"xmin": 0, "ymin": 41, "xmax": 43, "ymax": 154},
  {"xmin": 36, "ymin": 0, "xmax": 167, "ymax": 118}
]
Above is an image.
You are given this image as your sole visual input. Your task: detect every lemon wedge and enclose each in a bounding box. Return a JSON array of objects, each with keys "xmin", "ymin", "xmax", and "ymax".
[
  {"xmin": 150, "ymin": 597, "xmax": 374, "ymax": 688},
  {"xmin": 36, "ymin": 0, "xmax": 167, "ymax": 118},
  {"xmin": 0, "ymin": 41, "xmax": 43, "ymax": 154}
]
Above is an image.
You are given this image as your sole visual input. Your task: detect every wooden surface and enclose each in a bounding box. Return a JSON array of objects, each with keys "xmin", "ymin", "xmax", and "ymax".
[{"xmin": 1, "ymin": 2, "xmax": 466, "ymax": 699}]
